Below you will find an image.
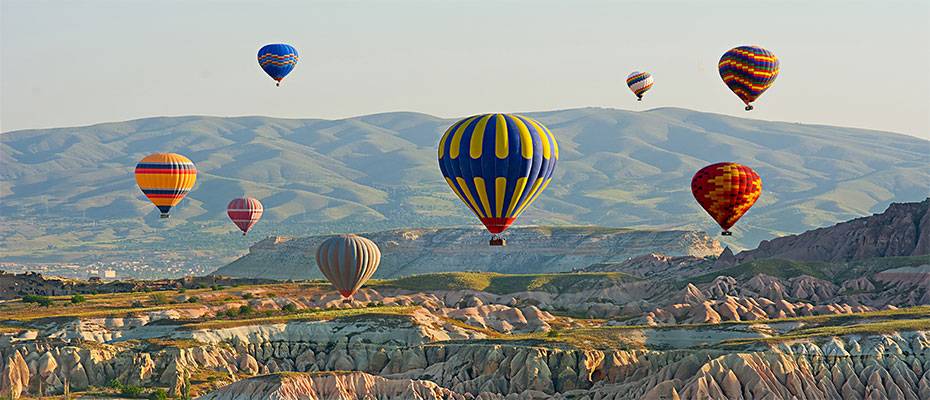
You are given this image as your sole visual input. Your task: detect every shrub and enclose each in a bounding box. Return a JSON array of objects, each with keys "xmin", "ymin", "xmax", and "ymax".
[
  {"xmin": 282, "ymin": 303, "xmax": 298, "ymax": 313},
  {"xmin": 241, "ymin": 293, "xmax": 254, "ymax": 300},
  {"xmin": 547, "ymin": 330, "xmax": 559, "ymax": 338},
  {"xmin": 150, "ymin": 293, "xmax": 169, "ymax": 305},
  {"xmin": 211, "ymin": 285, "xmax": 222, "ymax": 291},
  {"xmin": 224, "ymin": 308, "xmax": 240, "ymax": 318},
  {"xmin": 23, "ymin": 295, "xmax": 54, "ymax": 307},
  {"xmin": 107, "ymin": 378, "xmax": 123, "ymax": 390},
  {"xmin": 121, "ymin": 384, "xmax": 144, "ymax": 397},
  {"xmin": 148, "ymin": 388, "xmax": 168, "ymax": 400},
  {"xmin": 186, "ymin": 296, "xmax": 200, "ymax": 303},
  {"xmin": 131, "ymin": 300, "xmax": 145, "ymax": 308},
  {"xmin": 238, "ymin": 305, "xmax": 254, "ymax": 315},
  {"xmin": 177, "ymin": 288, "xmax": 187, "ymax": 294},
  {"xmin": 71, "ymin": 294, "xmax": 87, "ymax": 304}
]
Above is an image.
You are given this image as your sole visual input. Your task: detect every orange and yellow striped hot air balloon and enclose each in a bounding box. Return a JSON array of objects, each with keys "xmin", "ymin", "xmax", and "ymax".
[
  {"xmin": 134, "ymin": 153, "xmax": 197, "ymax": 218},
  {"xmin": 691, "ymin": 162, "xmax": 761, "ymax": 236}
]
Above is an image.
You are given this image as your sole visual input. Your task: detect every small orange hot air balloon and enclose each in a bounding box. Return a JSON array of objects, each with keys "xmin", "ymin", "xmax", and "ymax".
[
  {"xmin": 134, "ymin": 153, "xmax": 197, "ymax": 218},
  {"xmin": 691, "ymin": 162, "xmax": 762, "ymax": 236}
]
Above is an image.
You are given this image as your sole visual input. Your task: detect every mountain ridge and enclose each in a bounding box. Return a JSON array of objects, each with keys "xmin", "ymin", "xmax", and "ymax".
[{"xmin": 2, "ymin": 107, "xmax": 927, "ymax": 269}]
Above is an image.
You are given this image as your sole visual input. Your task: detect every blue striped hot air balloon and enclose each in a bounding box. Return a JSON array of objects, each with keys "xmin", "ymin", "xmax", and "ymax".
[
  {"xmin": 257, "ymin": 44, "xmax": 299, "ymax": 86},
  {"xmin": 719, "ymin": 46, "xmax": 779, "ymax": 111},
  {"xmin": 437, "ymin": 114, "xmax": 558, "ymax": 246}
]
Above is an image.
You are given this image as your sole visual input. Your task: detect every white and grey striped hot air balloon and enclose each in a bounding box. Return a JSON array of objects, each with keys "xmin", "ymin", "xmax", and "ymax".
[{"xmin": 315, "ymin": 234, "xmax": 381, "ymax": 300}]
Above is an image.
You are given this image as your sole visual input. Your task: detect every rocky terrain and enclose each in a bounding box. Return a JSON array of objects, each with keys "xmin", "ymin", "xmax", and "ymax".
[
  {"xmin": 213, "ymin": 226, "xmax": 723, "ymax": 280},
  {"xmin": 736, "ymin": 198, "xmax": 929, "ymax": 263},
  {"xmin": 0, "ymin": 201, "xmax": 927, "ymax": 399},
  {"xmin": 0, "ymin": 288, "xmax": 927, "ymax": 399}
]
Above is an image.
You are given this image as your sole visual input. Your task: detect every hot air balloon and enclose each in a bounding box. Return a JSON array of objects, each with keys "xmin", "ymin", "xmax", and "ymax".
[
  {"xmin": 626, "ymin": 71, "xmax": 654, "ymax": 101},
  {"xmin": 718, "ymin": 46, "xmax": 779, "ymax": 111},
  {"xmin": 227, "ymin": 197, "xmax": 263, "ymax": 235},
  {"xmin": 691, "ymin": 162, "xmax": 762, "ymax": 236},
  {"xmin": 316, "ymin": 234, "xmax": 381, "ymax": 302},
  {"xmin": 257, "ymin": 44, "xmax": 298, "ymax": 86},
  {"xmin": 134, "ymin": 153, "xmax": 197, "ymax": 218},
  {"xmin": 438, "ymin": 113, "xmax": 558, "ymax": 246}
]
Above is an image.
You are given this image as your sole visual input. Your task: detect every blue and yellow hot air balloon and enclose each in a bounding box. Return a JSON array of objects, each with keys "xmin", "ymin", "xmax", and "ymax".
[
  {"xmin": 257, "ymin": 44, "xmax": 299, "ymax": 86},
  {"xmin": 438, "ymin": 114, "xmax": 558, "ymax": 246},
  {"xmin": 134, "ymin": 153, "xmax": 197, "ymax": 218}
]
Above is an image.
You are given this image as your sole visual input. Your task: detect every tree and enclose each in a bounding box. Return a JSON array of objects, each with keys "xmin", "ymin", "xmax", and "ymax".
[{"xmin": 71, "ymin": 294, "xmax": 86, "ymax": 304}]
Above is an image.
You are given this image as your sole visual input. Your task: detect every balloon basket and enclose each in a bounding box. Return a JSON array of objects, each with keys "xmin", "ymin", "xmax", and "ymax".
[
  {"xmin": 342, "ymin": 298, "xmax": 352, "ymax": 304},
  {"xmin": 160, "ymin": 214, "xmax": 169, "ymax": 219},
  {"xmin": 744, "ymin": 105, "xmax": 754, "ymax": 111},
  {"xmin": 489, "ymin": 236, "xmax": 506, "ymax": 246},
  {"xmin": 721, "ymin": 231, "xmax": 733, "ymax": 236}
]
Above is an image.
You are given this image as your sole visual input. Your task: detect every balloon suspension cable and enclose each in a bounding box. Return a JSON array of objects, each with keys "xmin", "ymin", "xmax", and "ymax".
[
  {"xmin": 721, "ymin": 230, "xmax": 733, "ymax": 236},
  {"xmin": 744, "ymin": 105, "xmax": 754, "ymax": 111}
]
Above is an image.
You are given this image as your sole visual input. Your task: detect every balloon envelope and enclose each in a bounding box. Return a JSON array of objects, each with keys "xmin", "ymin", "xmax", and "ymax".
[
  {"xmin": 691, "ymin": 162, "xmax": 762, "ymax": 234},
  {"xmin": 626, "ymin": 71, "xmax": 654, "ymax": 100},
  {"xmin": 227, "ymin": 197, "xmax": 263, "ymax": 235},
  {"xmin": 718, "ymin": 46, "xmax": 779, "ymax": 110},
  {"xmin": 437, "ymin": 113, "xmax": 558, "ymax": 235},
  {"xmin": 258, "ymin": 44, "xmax": 299, "ymax": 85},
  {"xmin": 316, "ymin": 235, "xmax": 381, "ymax": 299},
  {"xmin": 134, "ymin": 153, "xmax": 196, "ymax": 218}
]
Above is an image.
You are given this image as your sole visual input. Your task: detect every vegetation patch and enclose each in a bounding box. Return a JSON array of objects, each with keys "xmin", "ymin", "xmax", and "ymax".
[
  {"xmin": 381, "ymin": 271, "xmax": 636, "ymax": 294},
  {"xmin": 180, "ymin": 306, "xmax": 417, "ymax": 330}
]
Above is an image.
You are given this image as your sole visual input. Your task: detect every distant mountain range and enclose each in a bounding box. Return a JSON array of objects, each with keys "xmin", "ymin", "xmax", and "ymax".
[{"xmin": 2, "ymin": 107, "xmax": 928, "ymax": 268}]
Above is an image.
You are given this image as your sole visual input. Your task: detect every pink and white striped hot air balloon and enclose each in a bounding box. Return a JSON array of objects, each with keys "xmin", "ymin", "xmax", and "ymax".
[{"xmin": 227, "ymin": 197, "xmax": 263, "ymax": 235}]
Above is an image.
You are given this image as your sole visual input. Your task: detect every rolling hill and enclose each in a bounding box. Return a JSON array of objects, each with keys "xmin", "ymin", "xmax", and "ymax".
[{"xmin": 2, "ymin": 107, "xmax": 928, "ymax": 269}]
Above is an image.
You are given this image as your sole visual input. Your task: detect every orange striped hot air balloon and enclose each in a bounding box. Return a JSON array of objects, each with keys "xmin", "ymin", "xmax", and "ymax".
[
  {"xmin": 134, "ymin": 153, "xmax": 197, "ymax": 218},
  {"xmin": 691, "ymin": 162, "xmax": 762, "ymax": 236}
]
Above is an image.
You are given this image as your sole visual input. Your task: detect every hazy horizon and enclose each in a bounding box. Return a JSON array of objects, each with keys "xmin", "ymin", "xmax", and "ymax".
[
  {"xmin": 2, "ymin": 1, "xmax": 928, "ymax": 139},
  {"xmin": 3, "ymin": 106, "xmax": 927, "ymax": 142}
]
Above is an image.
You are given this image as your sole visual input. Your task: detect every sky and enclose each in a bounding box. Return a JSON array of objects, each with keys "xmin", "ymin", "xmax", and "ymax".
[{"xmin": 2, "ymin": 1, "xmax": 928, "ymax": 138}]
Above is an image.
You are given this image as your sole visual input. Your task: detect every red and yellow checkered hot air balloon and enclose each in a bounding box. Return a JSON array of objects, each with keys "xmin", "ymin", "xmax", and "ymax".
[
  {"xmin": 134, "ymin": 153, "xmax": 197, "ymax": 218},
  {"xmin": 691, "ymin": 162, "xmax": 761, "ymax": 236}
]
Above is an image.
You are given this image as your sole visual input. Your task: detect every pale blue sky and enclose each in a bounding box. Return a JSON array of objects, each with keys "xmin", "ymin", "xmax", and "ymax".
[{"xmin": 2, "ymin": 1, "xmax": 928, "ymax": 138}]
